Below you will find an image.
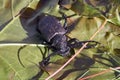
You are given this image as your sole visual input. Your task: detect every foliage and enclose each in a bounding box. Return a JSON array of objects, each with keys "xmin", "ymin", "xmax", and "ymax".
[{"xmin": 0, "ymin": 0, "xmax": 120, "ymax": 80}]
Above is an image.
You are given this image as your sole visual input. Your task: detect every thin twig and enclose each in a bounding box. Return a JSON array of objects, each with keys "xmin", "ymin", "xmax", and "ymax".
[
  {"xmin": 45, "ymin": 19, "xmax": 108, "ymax": 80},
  {"xmin": 79, "ymin": 67, "xmax": 120, "ymax": 80}
]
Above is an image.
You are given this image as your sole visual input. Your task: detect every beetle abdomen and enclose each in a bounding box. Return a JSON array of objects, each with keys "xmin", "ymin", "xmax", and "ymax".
[{"xmin": 38, "ymin": 15, "xmax": 66, "ymax": 42}]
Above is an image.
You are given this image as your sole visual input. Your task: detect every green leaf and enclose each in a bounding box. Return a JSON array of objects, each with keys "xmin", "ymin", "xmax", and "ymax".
[
  {"xmin": 0, "ymin": 0, "xmax": 33, "ymax": 27},
  {"xmin": 0, "ymin": 44, "xmax": 49, "ymax": 80},
  {"xmin": 0, "ymin": 0, "xmax": 120, "ymax": 80}
]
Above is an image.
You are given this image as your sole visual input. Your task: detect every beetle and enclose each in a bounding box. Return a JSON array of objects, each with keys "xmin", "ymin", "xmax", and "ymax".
[
  {"xmin": 36, "ymin": 13, "xmax": 99, "ymax": 66},
  {"xmin": 18, "ymin": 13, "xmax": 99, "ymax": 67},
  {"xmin": 18, "ymin": 0, "xmax": 99, "ymax": 67}
]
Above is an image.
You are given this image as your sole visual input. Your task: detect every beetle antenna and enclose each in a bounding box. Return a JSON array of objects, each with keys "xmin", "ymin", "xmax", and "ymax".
[{"xmin": 17, "ymin": 45, "xmax": 27, "ymax": 68}]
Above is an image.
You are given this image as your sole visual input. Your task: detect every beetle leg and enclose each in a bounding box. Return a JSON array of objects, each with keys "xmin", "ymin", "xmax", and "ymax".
[
  {"xmin": 59, "ymin": 11, "xmax": 68, "ymax": 29},
  {"xmin": 37, "ymin": 46, "xmax": 48, "ymax": 61},
  {"xmin": 57, "ymin": 13, "xmax": 76, "ymax": 20},
  {"xmin": 68, "ymin": 38, "xmax": 100, "ymax": 49},
  {"xmin": 17, "ymin": 45, "xmax": 27, "ymax": 68},
  {"xmin": 40, "ymin": 51, "xmax": 59, "ymax": 67},
  {"xmin": 40, "ymin": 56, "xmax": 50, "ymax": 67},
  {"xmin": 59, "ymin": 11, "xmax": 78, "ymax": 33},
  {"xmin": 18, "ymin": 45, "xmax": 49, "ymax": 68},
  {"xmin": 65, "ymin": 18, "xmax": 79, "ymax": 33},
  {"xmin": 59, "ymin": 11, "xmax": 77, "ymax": 30}
]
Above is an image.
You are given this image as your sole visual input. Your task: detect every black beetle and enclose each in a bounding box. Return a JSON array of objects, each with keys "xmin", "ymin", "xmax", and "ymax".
[
  {"xmin": 36, "ymin": 13, "xmax": 99, "ymax": 66},
  {"xmin": 37, "ymin": 14, "xmax": 70, "ymax": 56},
  {"xmin": 18, "ymin": 13, "xmax": 99, "ymax": 67}
]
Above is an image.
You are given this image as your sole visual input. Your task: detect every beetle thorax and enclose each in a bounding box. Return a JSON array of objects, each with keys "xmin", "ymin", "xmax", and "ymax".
[{"xmin": 51, "ymin": 34, "xmax": 70, "ymax": 56}]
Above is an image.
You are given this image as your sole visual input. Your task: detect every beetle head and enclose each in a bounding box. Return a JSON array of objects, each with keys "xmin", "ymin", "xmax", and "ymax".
[{"xmin": 59, "ymin": 46, "xmax": 70, "ymax": 56}]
